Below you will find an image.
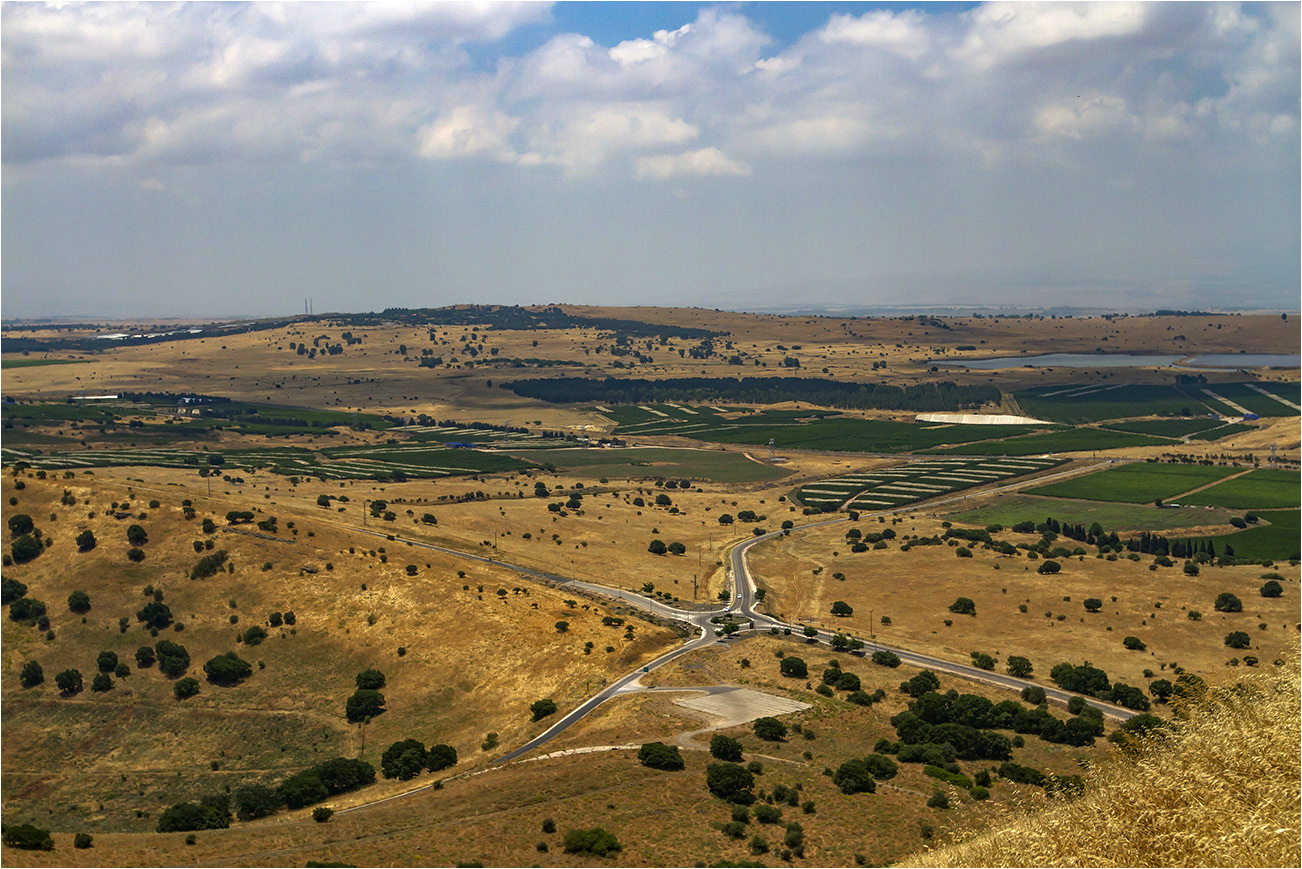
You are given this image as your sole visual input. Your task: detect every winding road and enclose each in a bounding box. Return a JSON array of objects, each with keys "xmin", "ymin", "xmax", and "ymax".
[{"xmin": 335, "ymin": 457, "xmax": 1136, "ymax": 815}]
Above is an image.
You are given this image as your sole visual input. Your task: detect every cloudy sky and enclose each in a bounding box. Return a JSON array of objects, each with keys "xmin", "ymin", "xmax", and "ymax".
[{"xmin": 2, "ymin": 1, "xmax": 1298, "ymax": 319}]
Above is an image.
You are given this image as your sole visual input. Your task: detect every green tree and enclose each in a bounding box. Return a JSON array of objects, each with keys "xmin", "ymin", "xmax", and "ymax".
[
  {"xmin": 7, "ymin": 513, "xmax": 35, "ymax": 536},
  {"xmin": 55, "ymin": 668, "xmax": 83, "ymax": 695},
  {"xmin": 1214, "ymin": 592, "xmax": 1243, "ymax": 612},
  {"xmin": 706, "ymin": 762, "xmax": 756, "ymax": 804},
  {"xmin": 91, "ymin": 672, "xmax": 113, "ymax": 692},
  {"xmin": 710, "ymin": 734, "xmax": 744, "ymax": 762},
  {"xmin": 137, "ymin": 600, "xmax": 174, "ymax": 630},
  {"xmin": 647, "ymin": 539, "xmax": 668, "ymax": 555},
  {"xmin": 1260, "ymin": 580, "xmax": 1283, "ymax": 598},
  {"xmin": 126, "ymin": 546, "xmax": 146, "ymax": 563},
  {"xmin": 174, "ymin": 677, "xmax": 200, "ymax": 700},
  {"xmin": 1, "ymin": 824, "xmax": 54, "ymax": 851},
  {"xmin": 832, "ymin": 759, "xmax": 876, "ymax": 794},
  {"xmin": 1, "ymin": 576, "xmax": 27, "ymax": 604},
  {"xmin": 126, "ymin": 524, "xmax": 149, "ymax": 545},
  {"xmin": 637, "ymin": 742, "xmax": 685, "ymax": 770},
  {"xmin": 562, "ymin": 828, "xmax": 621, "ymax": 857},
  {"xmin": 864, "ymin": 754, "xmax": 898, "ymax": 780},
  {"xmin": 835, "ymin": 671, "xmax": 861, "ymax": 692},
  {"xmin": 831, "ymin": 600, "xmax": 853, "ymax": 617},
  {"xmin": 156, "ymin": 802, "xmax": 229, "ymax": 833},
  {"xmin": 872, "ymin": 650, "xmax": 901, "ymax": 668},
  {"xmin": 779, "ymin": 656, "xmax": 808, "ymax": 678},
  {"xmin": 1005, "ymin": 655, "xmax": 1033, "ymax": 678},
  {"xmin": 234, "ymin": 784, "xmax": 281, "ymax": 821},
  {"xmin": 1123, "ymin": 636, "xmax": 1147, "ymax": 651},
  {"xmin": 667, "ymin": 541, "xmax": 687, "ymax": 555},
  {"xmin": 135, "ymin": 646, "xmax": 157, "ymax": 668},
  {"xmin": 426, "ymin": 743, "xmax": 458, "ymax": 772},
  {"xmin": 74, "ymin": 832, "xmax": 93, "ymax": 849},
  {"xmin": 948, "ymin": 597, "xmax": 976, "ymax": 616},
  {"xmin": 381, "ymin": 739, "xmax": 428, "ymax": 780},
  {"xmin": 970, "ymin": 652, "xmax": 996, "ymax": 670},
  {"xmin": 75, "ymin": 530, "xmax": 97, "ymax": 552},
  {"xmin": 153, "ymin": 638, "xmax": 190, "ymax": 677},
  {"xmin": 531, "ymin": 698, "xmax": 558, "ymax": 721},
  {"xmin": 1083, "ymin": 598, "xmax": 1103, "ymax": 613},
  {"xmin": 67, "ymin": 589, "xmax": 91, "ymax": 614},
  {"xmin": 1224, "ymin": 631, "xmax": 1251, "ymax": 650},
  {"xmin": 345, "ymin": 689, "xmax": 386, "ymax": 722},
  {"xmin": 11, "ymin": 534, "xmax": 43, "ymax": 563},
  {"xmin": 96, "ymin": 650, "xmax": 119, "ymax": 672},
  {"xmin": 19, "ymin": 659, "xmax": 44, "ymax": 687},
  {"xmin": 204, "ymin": 652, "xmax": 253, "ymax": 685},
  {"xmin": 355, "ymin": 667, "xmax": 386, "ymax": 690},
  {"xmin": 1037, "ymin": 560, "xmax": 1062, "ymax": 575},
  {"xmin": 312, "ymin": 807, "xmax": 334, "ymax": 823}
]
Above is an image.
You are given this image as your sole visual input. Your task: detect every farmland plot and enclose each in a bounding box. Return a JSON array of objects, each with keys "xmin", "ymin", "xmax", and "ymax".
[{"xmin": 796, "ymin": 457, "xmax": 1064, "ymax": 512}]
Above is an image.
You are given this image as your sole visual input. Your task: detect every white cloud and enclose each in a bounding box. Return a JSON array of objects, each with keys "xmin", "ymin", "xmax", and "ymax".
[
  {"xmin": 635, "ymin": 147, "xmax": 750, "ymax": 180},
  {"xmin": 958, "ymin": 2, "xmax": 1150, "ymax": 69},
  {"xmin": 820, "ymin": 10, "xmax": 931, "ymax": 60},
  {"xmin": 526, "ymin": 104, "xmax": 698, "ymax": 172},
  {"xmin": 417, "ymin": 105, "xmax": 520, "ymax": 161},
  {"xmin": 1033, "ymin": 95, "xmax": 1133, "ymax": 140}
]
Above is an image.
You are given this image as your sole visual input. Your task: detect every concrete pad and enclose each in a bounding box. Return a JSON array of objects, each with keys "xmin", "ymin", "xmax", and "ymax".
[{"xmin": 674, "ymin": 688, "xmax": 810, "ymax": 729}]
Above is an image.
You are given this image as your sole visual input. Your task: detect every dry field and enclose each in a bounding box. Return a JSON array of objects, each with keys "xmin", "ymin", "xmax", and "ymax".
[{"xmin": 746, "ymin": 514, "xmax": 1298, "ymax": 686}]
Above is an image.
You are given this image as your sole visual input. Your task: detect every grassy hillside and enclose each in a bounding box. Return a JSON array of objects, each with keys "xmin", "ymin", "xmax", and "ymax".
[{"xmin": 912, "ymin": 650, "xmax": 1300, "ymax": 867}]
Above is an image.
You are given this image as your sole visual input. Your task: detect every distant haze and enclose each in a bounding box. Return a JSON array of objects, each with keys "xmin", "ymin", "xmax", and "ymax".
[{"xmin": 2, "ymin": 2, "xmax": 1298, "ymax": 319}]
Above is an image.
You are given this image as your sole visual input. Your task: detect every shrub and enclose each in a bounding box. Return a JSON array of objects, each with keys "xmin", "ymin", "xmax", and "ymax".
[
  {"xmin": 135, "ymin": 645, "xmax": 156, "ymax": 668},
  {"xmin": 831, "ymin": 600, "xmax": 854, "ymax": 616},
  {"xmin": 234, "ymin": 784, "xmax": 281, "ymax": 821},
  {"xmin": 531, "ymin": 698, "xmax": 558, "ymax": 721},
  {"xmin": 20, "ymin": 659, "xmax": 44, "ymax": 687},
  {"xmin": 126, "ymin": 547, "xmax": 146, "ymax": 562},
  {"xmin": 190, "ymin": 550, "xmax": 230, "ymax": 579},
  {"xmin": 1224, "ymin": 631, "xmax": 1252, "ymax": 650},
  {"xmin": 355, "ymin": 667, "xmax": 386, "ymax": 690},
  {"xmin": 970, "ymin": 652, "xmax": 996, "ymax": 670},
  {"xmin": 1037, "ymin": 560, "xmax": 1062, "ymax": 575},
  {"xmin": 8, "ymin": 596, "xmax": 46, "ymax": 623},
  {"xmin": 542, "ymin": 818, "xmax": 556, "ymax": 834},
  {"xmin": 753, "ymin": 804, "xmax": 783, "ymax": 824},
  {"xmin": 1123, "ymin": 636, "xmax": 1147, "ymax": 651},
  {"xmin": 156, "ymin": 802, "xmax": 230, "ymax": 833},
  {"xmin": 55, "ymin": 668, "xmax": 83, "ymax": 695},
  {"xmin": 710, "ymin": 734, "xmax": 744, "ymax": 762},
  {"xmin": 11, "ymin": 534, "xmax": 43, "ymax": 564},
  {"xmin": 638, "ymin": 741, "xmax": 685, "ymax": 770},
  {"xmin": 1083, "ymin": 598, "xmax": 1103, "ymax": 612},
  {"xmin": 1214, "ymin": 592, "xmax": 1243, "ymax": 612},
  {"xmin": 241, "ymin": 625, "xmax": 268, "ymax": 646},
  {"xmin": 67, "ymin": 589, "xmax": 92, "ymax": 614},
  {"xmin": 126, "ymin": 524, "xmax": 148, "ymax": 545},
  {"xmin": 2, "ymin": 824, "xmax": 54, "ymax": 851},
  {"xmin": 137, "ymin": 601, "xmax": 174, "ymax": 630},
  {"xmin": 562, "ymin": 828, "xmax": 621, "ymax": 857},
  {"xmin": 312, "ymin": 807, "xmax": 334, "ymax": 823},
  {"xmin": 74, "ymin": 832, "xmax": 93, "ymax": 849},
  {"xmin": 722, "ymin": 821, "xmax": 747, "ymax": 839},
  {"xmin": 1260, "ymin": 580, "xmax": 1283, "ymax": 598},
  {"xmin": 864, "ymin": 753, "xmax": 898, "ymax": 780},
  {"xmin": 1, "ymin": 576, "xmax": 28, "ymax": 604},
  {"xmin": 426, "ymin": 743, "xmax": 457, "ymax": 772},
  {"xmin": 1021, "ymin": 685, "xmax": 1046, "ymax": 705},
  {"xmin": 927, "ymin": 791, "xmax": 950, "ymax": 809}
]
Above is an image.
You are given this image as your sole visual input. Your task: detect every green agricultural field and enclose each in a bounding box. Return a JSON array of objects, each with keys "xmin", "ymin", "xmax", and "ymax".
[
  {"xmin": 1025, "ymin": 462, "xmax": 1241, "ymax": 504},
  {"xmin": 1178, "ymin": 469, "xmax": 1301, "ymax": 510},
  {"xmin": 1102, "ymin": 418, "xmax": 1224, "ymax": 437},
  {"xmin": 1188, "ymin": 422, "xmax": 1256, "ymax": 441},
  {"xmin": 1197, "ymin": 382, "xmax": 1299, "ymax": 418},
  {"xmin": 502, "ymin": 446, "xmax": 789, "ymax": 482},
  {"xmin": 686, "ymin": 417, "xmax": 1040, "ymax": 453},
  {"xmin": 0, "ymin": 357, "xmax": 89, "ymax": 369},
  {"xmin": 1015, "ymin": 383, "xmax": 1216, "ymax": 424},
  {"xmin": 924, "ymin": 427, "xmax": 1172, "ymax": 456},
  {"xmin": 1203, "ymin": 510, "xmax": 1301, "ymax": 562},
  {"xmin": 945, "ymin": 494, "xmax": 1234, "ymax": 533},
  {"xmin": 0, "ymin": 401, "xmax": 123, "ymax": 424}
]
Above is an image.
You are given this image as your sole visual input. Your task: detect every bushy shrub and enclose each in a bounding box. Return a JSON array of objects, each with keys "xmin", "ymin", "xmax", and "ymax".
[
  {"xmin": 710, "ymin": 734, "xmax": 743, "ymax": 762},
  {"xmin": 562, "ymin": 827, "xmax": 621, "ymax": 857},
  {"xmin": 637, "ymin": 742, "xmax": 685, "ymax": 770}
]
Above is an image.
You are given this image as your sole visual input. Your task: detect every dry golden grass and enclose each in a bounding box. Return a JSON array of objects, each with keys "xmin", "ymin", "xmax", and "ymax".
[
  {"xmin": 747, "ymin": 513, "xmax": 1299, "ymax": 684},
  {"xmin": 913, "ymin": 647, "xmax": 1301, "ymax": 867}
]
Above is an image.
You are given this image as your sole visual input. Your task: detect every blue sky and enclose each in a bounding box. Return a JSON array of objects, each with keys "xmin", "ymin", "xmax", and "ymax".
[{"xmin": 2, "ymin": 1, "xmax": 1298, "ymax": 319}]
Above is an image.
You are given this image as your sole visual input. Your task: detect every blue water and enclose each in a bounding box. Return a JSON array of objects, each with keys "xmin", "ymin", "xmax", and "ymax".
[{"xmin": 936, "ymin": 353, "xmax": 1300, "ymax": 370}]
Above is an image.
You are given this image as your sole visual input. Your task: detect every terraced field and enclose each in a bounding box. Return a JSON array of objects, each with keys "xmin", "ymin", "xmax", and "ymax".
[
  {"xmin": 795, "ymin": 457, "xmax": 1064, "ymax": 512},
  {"xmin": 924, "ymin": 427, "xmax": 1173, "ymax": 456}
]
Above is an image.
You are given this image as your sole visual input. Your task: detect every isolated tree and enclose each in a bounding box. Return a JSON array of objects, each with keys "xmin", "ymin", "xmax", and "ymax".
[
  {"xmin": 126, "ymin": 524, "xmax": 148, "ymax": 546},
  {"xmin": 531, "ymin": 698, "xmax": 558, "ymax": 721},
  {"xmin": 204, "ymin": 652, "xmax": 253, "ymax": 685},
  {"xmin": 67, "ymin": 590, "xmax": 91, "ymax": 614},
  {"xmin": 19, "ymin": 660, "xmax": 44, "ymax": 687},
  {"xmin": 155, "ymin": 640, "xmax": 191, "ymax": 678},
  {"xmin": 355, "ymin": 667, "xmax": 386, "ymax": 690},
  {"xmin": 137, "ymin": 601, "xmax": 174, "ymax": 630},
  {"xmin": 96, "ymin": 650, "xmax": 118, "ymax": 672},
  {"xmin": 1, "ymin": 824, "xmax": 54, "ymax": 851},
  {"xmin": 1224, "ymin": 631, "xmax": 1251, "ymax": 650},
  {"xmin": 1260, "ymin": 580, "xmax": 1283, "ymax": 598},
  {"xmin": 1037, "ymin": 560, "xmax": 1062, "ymax": 575},
  {"xmin": 948, "ymin": 597, "xmax": 976, "ymax": 616},
  {"xmin": 554, "ymin": 620, "xmax": 569, "ymax": 633},
  {"xmin": 638, "ymin": 742, "xmax": 685, "ymax": 771},
  {"xmin": 970, "ymin": 652, "xmax": 996, "ymax": 670},
  {"xmin": 242, "ymin": 625, "xmax": 268, "ymax": 646},
  {"xmin": 830, "ymin": 601, "xmax": 854, "ymax": 617},
  {"xmin": 710, "ymin": 734, "xmax": 744, "ymax": 762},
  {"xmin": 75, "ymin": 530, "xmax": 97, "ymax": 552},
  {"xmin": 1005, "ymin": 656, "xmax": 1033, "ymax": 678},
  {"xmin": 872, "ymin": 651, "xmax": 901, "ymax": 668},
  {"xmin": 1083, "ymin": 598, "xmax": 1103, "ymax": 613},
  {"xmin": 1148, "ymin": 679, "xmax": 1174, "ymax": 703},
  {"xmin": 779, "ymin": 656, "xmax": 808, "ymax": 679},
  {"xmin": 667, "ymin": 541, "xmax": 687, "ymax": 555},
  {"xmin": 647, "ymin": 539, "xmax": 668, "ymax": 555},
  {"xmin": 1122, "ymin": 636, "xmax": 1147, "ymax": 651},
  {"xmin": 346, "ymin": 689, "xmax": 386, "ymax": 723},
  {"xmin": 55, "ymin": 668, "xmax": 84, "ymax": 695},
  {"xmin": 753, "ymin": 717, "xmax": 788, "ymax": 741},
  {"xmin": 173, "ymin": 677, "xmax": 201, "ymax": 700},
  {"xmin": 832, "ymin": 759, "xmax": 876, "ymax": 794},
  {"xmin": 706, "ymin": 762, "xmax": 756, "ymax": 804},
  {"xmin": 562, "ymin": 828, "xmax": 621, "ymax": 857},
  {"xmin": 1214, "ymin": 592, "xmax": 1243, "ymax": 612},
  {"xmin": 718, "ymin": 514, "xmax": 734, "ymax": 525}
]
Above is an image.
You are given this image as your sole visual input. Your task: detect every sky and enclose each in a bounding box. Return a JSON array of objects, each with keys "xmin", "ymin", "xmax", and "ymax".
[{"xmin": 1, "ymin": 1, "xmax": 1298, "ymax": 320}]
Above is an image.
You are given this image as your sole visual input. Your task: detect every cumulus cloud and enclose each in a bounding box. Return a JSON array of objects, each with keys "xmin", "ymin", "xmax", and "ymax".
[
  {"xmin": 635, "ymin": 147, "xmax": 750, "ymax": 180},
  {"xmin": 417, "ymin": 105, "xmax": 521, "ymax": 162}
]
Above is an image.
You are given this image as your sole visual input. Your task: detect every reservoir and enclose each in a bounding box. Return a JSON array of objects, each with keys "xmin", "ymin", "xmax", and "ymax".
[{"xmin": 935, "ymin": 353, "xmax": 1300, "ymax": 370}]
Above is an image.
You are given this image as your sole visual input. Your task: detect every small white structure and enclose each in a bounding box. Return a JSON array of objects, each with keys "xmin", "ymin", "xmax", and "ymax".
[{"xmin": 916, "ymin": 412, "xmax": 1051, "ymax": 426}]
